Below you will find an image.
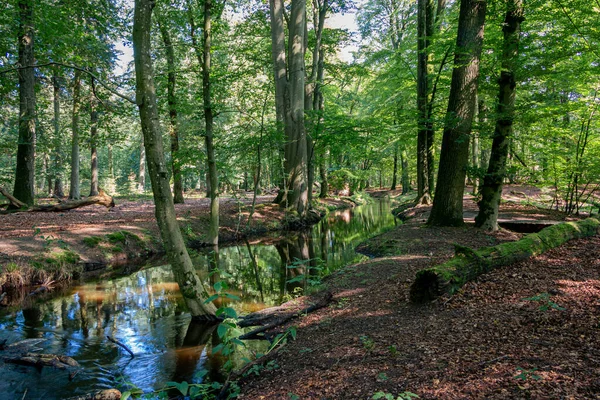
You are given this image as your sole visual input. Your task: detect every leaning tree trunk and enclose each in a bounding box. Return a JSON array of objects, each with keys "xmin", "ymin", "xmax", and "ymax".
[
  {"xmin": 475, "ymin": 0, "xmax": 523, "ymax": 231},
  {"xmin": 13, "ymin": 0, "xmax": 36, "ymax": 206},
  {"xmin": 428, "ymin": 0, "xmax": 487, "ymax": 227},
  {"xmin": 69, "ymin": 71, "xmax": 81, "ymax": 200},
  {"xmin": 133, "ymin": 0, "xmax": 216, "ymax": 320},
  {"xmin": 89, "ymin": 94, "xmax": 99, "ymax": 197},
  {"xmin": 158, "ymin": 18, "xmax": 184, "ymax": 204}
]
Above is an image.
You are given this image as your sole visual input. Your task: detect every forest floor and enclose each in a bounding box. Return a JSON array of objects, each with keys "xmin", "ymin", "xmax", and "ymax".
[
  {"xmin": 0, "ymin": 192, "xmax": 358, "ymax": 289},
  {"xmin": 237, "ymin": 189, "xmax": 600, "ymax": 399}
]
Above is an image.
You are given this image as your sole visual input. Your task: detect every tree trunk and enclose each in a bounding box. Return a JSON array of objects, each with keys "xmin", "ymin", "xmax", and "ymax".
[
  {"xmin": 89, "ymin": 95, "xmax": 99, "ymax": 197},
  {"xmin": 401, "ymin": 148, "xmax": 410, "ymax": 194},
  {"xmin": 158, "ymin": 17, "xmax": 184, "ymax": 204},
  {"xmin": 428, "ymin": 0, "xmax": 487, "ymax": 227},
  {"xmin": 475, "ymin": 0, "xmax": 523, "ymax": 231},
  {"xmin": 391, "ymin": 143, "xmax": 398, "ymax": 190},
  {"xmin": 138, "ymin": 136, "xmax": 146, "ymax": 192},
  {"xmin": 69, "ymin": 71, "xmax": 81, "ymax": 200},
  {"xmin": 319, "ymin": 149, "xmax": 328, "ymax": 198},
  {"xmin": 133, "ymin": 0, "xmax": 216, "ymax": 320},
  {"xmin": 13, "ymin": 0, "xmax": 36, "ymax": 206},
  {"xmin": 269, "ymin": 0, "xmax": 308, "ymax": 216},
  {"xmin": 202, "ymin": 0, "xmax": 219, "ymax": 246},
  {"xmin": 52, "ymin": 72, "xmax": 65, "ymax": 198}
]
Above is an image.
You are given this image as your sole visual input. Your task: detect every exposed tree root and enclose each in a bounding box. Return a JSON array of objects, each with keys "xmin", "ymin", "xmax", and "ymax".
[{"xmin": 0, "ymin": 186, "xmax": 114, "ymax": 213}]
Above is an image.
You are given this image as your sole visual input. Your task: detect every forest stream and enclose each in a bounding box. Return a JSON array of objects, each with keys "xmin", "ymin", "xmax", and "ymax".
[{"xmin": 0, "ymin": 198, "xmax": 396, "ymax": 399}]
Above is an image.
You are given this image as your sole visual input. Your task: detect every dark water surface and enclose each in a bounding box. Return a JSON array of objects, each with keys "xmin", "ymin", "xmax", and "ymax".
[{"xmin": 0, "ymin": 198, "xmax": 396, "ymax": 399}]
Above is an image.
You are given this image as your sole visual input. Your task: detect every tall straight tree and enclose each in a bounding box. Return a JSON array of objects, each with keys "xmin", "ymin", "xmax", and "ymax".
[
  {"xmin": 52, "ymin": 71, "xmax": 64, "ymax": 197},
  {"xmin": 475, "ymin": 0, "xmax": 524, "ymax": 230},
  {"xmin": 89, "ymin": 88, "xmax": 99, "ymax": 196},
  {"xmin": 69, "ymin": 71, "xmax": 82, "ymax": 199},
  {"xmin": 133, "ymin": 0, "xmax": 216, "ymax": 320},
  {"xmin": 13, "ymin": 0, "xmax": 36, "ymax": 205},
  {"xmin": 157, "ymin": 15, "xmax": 184, "ymax": 204},
  {"xmin": 428, "ymin": 0, "xmax": 486, "ymax": 226},
  {"xmin": 416, "ymin": 0, "xmax": 446, "ymax": 204},
  {"xmin": 269, "ymin": 0, "xmax": 308, "ymax": 216},
  {"xmin": 187, "ymin": 0, "xmax": 219, "ymax": 245}
]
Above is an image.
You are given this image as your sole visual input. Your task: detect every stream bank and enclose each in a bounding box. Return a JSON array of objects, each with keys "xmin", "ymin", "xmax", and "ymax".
[{"xmin": 0, "ymin": 194, "xmax": 365, "ymax": 293}]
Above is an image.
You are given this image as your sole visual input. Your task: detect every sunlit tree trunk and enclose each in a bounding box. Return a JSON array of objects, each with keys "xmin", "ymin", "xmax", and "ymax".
[
  {"xmin": 428, "ymin": 0, "xmax": 486, "ymax": 227},
  {"xmin": 69, "ymin": 71, "xmax": 81, "ymax": 200},
  {"xmin": 475, "ymin": 0, "xmax": 523, "ymax": 231},
  {"xmin": 133, "ymin": 0, "xmax": 216, "ymax": 320},
  {"xmin": 138, "ymin": 136, "xmax": 146, "ymax": 192},
  {"xmin": 13, "ymin": 0, "xmax": 36, "ymax": 206},
  {"xmin": 391, "ymin": 143, "xmax": 398, "ymax": 190}
]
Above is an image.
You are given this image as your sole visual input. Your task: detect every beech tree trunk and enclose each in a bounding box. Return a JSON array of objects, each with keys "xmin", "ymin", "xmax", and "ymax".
[
  {"xmin": 428, "ymin": 0, "xmax": 487, "ymax": 227},
  {"xmin": 158, "ymin": 18, "xmax": 184, "ymax": 204},
  {"xmin": 269, "ymin": 0, "xmax": 308, "ymax": 217},
  {"xmin": 52, "ymin": 72, "xmax": 64, "ymax": 197},
  {"xmin": 69, "ymin": 71, "xmax": 81, "ymax": 200},
  {"xmin": 475, "ymin": 0, "xmax": 523, "ymax": 231},
  {"xmin": 202, "ymin": 0, "xmax": 219, "ymax": 246},
  {"xmin": 89, "ymin": 94, "xmax": 99, "ymax": 197},
  {"xmin": 138, "ymin": 137, "xmax": 146, "ymax": 192},
  {"xmin": 133, "ymin": 0, "xmax": 216, "ymax": 320},
  {"xmin": 391, "ymin": 143, "xmax": 398, "ymax": 190},
  {"xmin": 13, "ymin": 0, "xmax": 36, "ymax": 206},
  {"xmin": 401, "ymin": 148, "xmax": 410, "ymax": 194}
]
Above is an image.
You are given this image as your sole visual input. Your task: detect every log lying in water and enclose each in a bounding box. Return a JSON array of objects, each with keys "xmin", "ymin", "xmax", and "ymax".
[
  {"xmin": 409, "ymin": 218, "xmax": 600, "ymax": 303},
  {"xmin": 0, "ymin": 186, "xmax": 114, "ymax": 213},
  {"xmin": 4, "ymin": 352, "xmax": 79, "ymax": 369}
]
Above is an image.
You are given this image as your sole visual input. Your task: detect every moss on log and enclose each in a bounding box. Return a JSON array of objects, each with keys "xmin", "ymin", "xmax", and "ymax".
[{"xmin": 410, "ymin": 218, "xmax": 600, "ymax": 303}]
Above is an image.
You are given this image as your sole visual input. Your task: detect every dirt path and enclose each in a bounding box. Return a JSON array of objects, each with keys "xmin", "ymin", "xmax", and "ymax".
[{"xmin": 237, "ymin": 205, "xmax": 600, "ymax": 399}]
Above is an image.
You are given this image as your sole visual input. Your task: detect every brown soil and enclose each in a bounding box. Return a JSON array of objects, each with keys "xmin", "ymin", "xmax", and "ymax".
[{"xmin": 237, "ymin": 198, "xmax": 600, "ymax": 399}]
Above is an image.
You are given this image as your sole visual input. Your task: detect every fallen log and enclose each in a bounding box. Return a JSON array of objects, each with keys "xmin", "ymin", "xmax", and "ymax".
[
  {"xmin": 4, "ymin": 352, "xmax": 79, "ymax": 369},
  {"xmin": 0, "ymin": 186, "xmax": 114, "ymax": 213},
  {"xmin": 65, "ymin": 389, "xmax": 122, "ymax": 400},
  {"xmin": 239, "ymin": 291, "xmax": 333, "ymax": 340},
  {"xmin": 409, "ymin": 218, "xmax": 600, "ymax": 303}
]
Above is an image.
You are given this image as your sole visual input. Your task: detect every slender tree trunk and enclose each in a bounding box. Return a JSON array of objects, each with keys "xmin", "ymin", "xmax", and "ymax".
[
  {"xmin": 475, "ymin": 0, "xmax": 523, "ymax": 230},
  {"xmin": 391, "ymin": 143, "xmax": 398, "ymax": 190},
  {"xmin": 401, "ymin": 148, "xmax": 410, "ymax": 194},
  {"xmin": 158, "ymin": 18, "xmax": 184, "ymax": 204},
  {"xmin": 13, "ymin": 0, "xmax": 36, "ymax": 206},
  {"xmin": 138, "ymin": 137, "xmax": 146, "ymax": 192},
  {"xmin": 52, "ymin": 72, "xmax": 64, "ymax": 197},
  {"xmin": 428, "ymin": 0, "xmax": 487, "ymax": 227},
  {"xmin": 89, "ymin": 95, "xmax": 99, "ymax": 196},
  {"xmin": 69, "ymin": 71, "xmax": 81, "ymax": 200},
  {"xmin": 319, "ymin": 149, "xmax": 328, "ymax": 198},
  {"xmin": 202, "ymin": 0, "xmax": 219, "ymax": 246},
  {"xmin": 133, "ymin": 0, "xmax": 216, "ymax": 320}
]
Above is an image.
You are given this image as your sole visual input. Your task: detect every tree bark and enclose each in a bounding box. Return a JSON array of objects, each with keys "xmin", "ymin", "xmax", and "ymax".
[
  {"xmin": 89, "ymin": 93, "xmax": 99, "ymax": 197},
  {"xmin": 416, "ymin": 0, "xmax": 432, "ymax": 205},
  {"xmin": 202, "ymin": 0, "xmax": 219, "ymax": 246},
  {"xmin": 475, "ymin": 0, "xmax": 523, "ymax": 231},
  {"xmin": 269, "ymin": 0, "xmax": 308, "ymax": 216},
  {"xmin": 52, "ymin": 72, "xmax": 64, "ymax": 197},
  {"xmin": 0, "ymin": 186, "xmax": 114, "ymax": 212},
  {"xmin": 428, "ymin": 0, "xmax": 487, "ymax": 227},
  {"xmin": 138, "ymin": 136, "xmax": 146, "ymax": 192},
  {"xmin": 391, "ymin": 143, "xmax": 398, "ymax": 190},
  {"xmin": 158, "ymin": 18, "xmax": 184, "ymax": 204},
  {"xmin": 133, "ymin": 0, "xmax": 216, "ymax": 320},
  {"xmin": 401, "ymin": 148, "xmax": 410, "ymax": 194},
  {"xmin": 13, "ymin": 0, "xmax": 36, "ymax": 206},
  {"xmin": 69, "ymin": 71, "xmax": 81, "ymax": 200}
]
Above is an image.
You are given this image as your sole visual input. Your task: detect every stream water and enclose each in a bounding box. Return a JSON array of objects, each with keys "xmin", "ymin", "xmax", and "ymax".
[{"xmin": 0, "ymin": 198, "xmax": 396, "ymax": 399}]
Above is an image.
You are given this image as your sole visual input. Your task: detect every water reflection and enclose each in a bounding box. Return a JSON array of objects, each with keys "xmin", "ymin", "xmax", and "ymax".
[{"xmin": 0, "ymin": 198, "xmax": 396, "ymax": 398}]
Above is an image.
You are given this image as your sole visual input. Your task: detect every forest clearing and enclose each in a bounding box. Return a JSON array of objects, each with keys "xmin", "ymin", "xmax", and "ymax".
[{"xmin": 2, "ymin": 0, "xmax": 600, "ymax": 398}]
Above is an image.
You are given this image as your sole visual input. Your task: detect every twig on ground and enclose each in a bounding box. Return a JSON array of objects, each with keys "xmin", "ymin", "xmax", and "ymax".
[{"xmin": 106, "ymin": 335, "xmax": 135, "ymax": 358}]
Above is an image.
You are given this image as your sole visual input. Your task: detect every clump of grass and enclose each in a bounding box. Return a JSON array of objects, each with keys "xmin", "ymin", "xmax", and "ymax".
[
  {"xmin": 82, "ymin": 236, "xmax": 103, "ymax": 248},
  {"xmin": 106, "ymin": 230, "xmax": 141, "ymax": 245},
  {"xmin": 0, "ymin": 262, "xmax": 26, "ymax": 287}
]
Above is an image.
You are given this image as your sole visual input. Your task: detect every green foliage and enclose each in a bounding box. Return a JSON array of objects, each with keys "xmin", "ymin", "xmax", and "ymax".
[
  {"xmin": 514, "ymin": 367, "xmax": 542, "ymax": 382},
  {"xmin": 372, "ymin": 391, "xmax": 419, "ymax": 400},
  {"xmin": 82, "ymin": 236, "xmax": 103, "ymax": 248},
  {"xmin": 360, "ymin": 335, "xmax": 375, "ymax": 352},
  {"xmin": 522, "ymin": 293, "xmax": 565, "ymax": 311}
]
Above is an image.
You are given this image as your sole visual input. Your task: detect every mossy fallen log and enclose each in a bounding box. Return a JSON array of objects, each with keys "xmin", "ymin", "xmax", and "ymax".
[{"xmin": 409, "ymin": 218, "xmax": 600, "ymax": 303}]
